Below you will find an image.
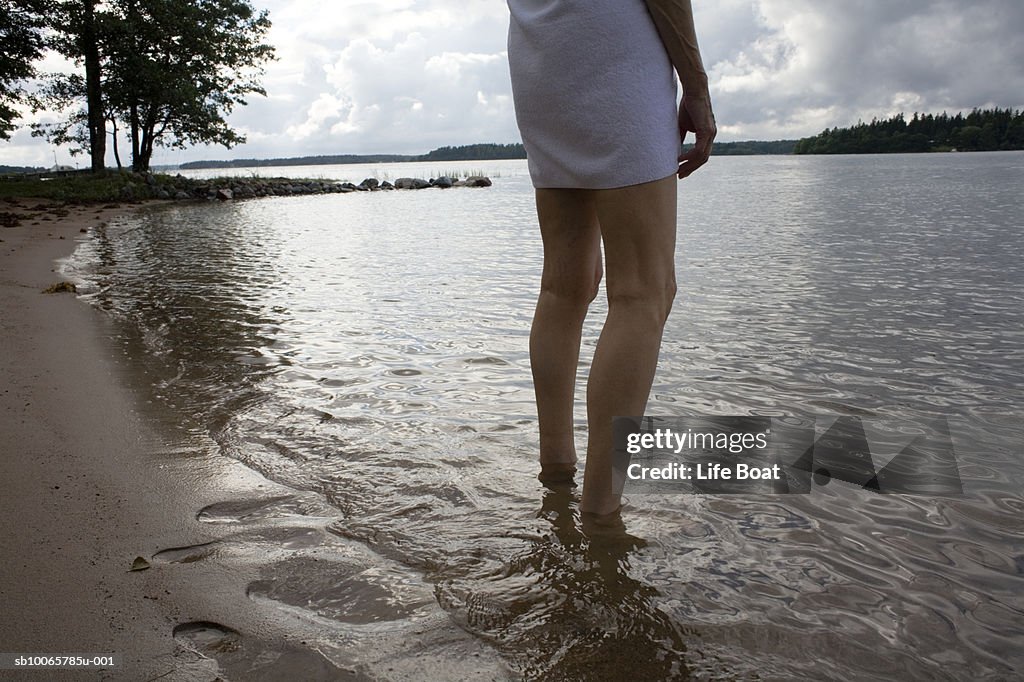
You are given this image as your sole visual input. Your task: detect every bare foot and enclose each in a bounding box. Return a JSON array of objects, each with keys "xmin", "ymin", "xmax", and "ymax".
[
  {"xmin": 538, "ymin": 461, "xmax": 577, "ymax": 485},
  {"xmin": 580, "ymin": 503, "xmax": 624, "ymax": 532},
  {"xmin": 579, "ymin": 488, "xmax": 625, "ymax": 516}
]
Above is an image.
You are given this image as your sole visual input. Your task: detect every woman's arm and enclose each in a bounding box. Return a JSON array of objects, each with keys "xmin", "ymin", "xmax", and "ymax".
[{"xmin": 644, "ymin": 0, "xmax": 717, "ymax": 177}]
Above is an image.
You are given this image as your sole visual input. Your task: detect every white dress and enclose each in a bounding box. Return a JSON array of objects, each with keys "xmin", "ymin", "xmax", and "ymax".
[{"xmin": 507, "ymin": 0, "xmax": 679, "ymax": 189}]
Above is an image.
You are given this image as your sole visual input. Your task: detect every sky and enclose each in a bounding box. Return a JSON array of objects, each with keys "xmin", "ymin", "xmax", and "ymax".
[{"xmin": 3, "ymin": 0, "xmax": 1024, "ymax": 168}]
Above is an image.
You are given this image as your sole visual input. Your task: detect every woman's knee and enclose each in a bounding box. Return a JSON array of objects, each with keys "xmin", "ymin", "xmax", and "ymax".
[
  {"xmin": 606, "ymin": 278, "xmax": 676, "ymax": 324},
  {"xmin": 541, "ymin": 263, "xmax": 602, "ymax": 307}
]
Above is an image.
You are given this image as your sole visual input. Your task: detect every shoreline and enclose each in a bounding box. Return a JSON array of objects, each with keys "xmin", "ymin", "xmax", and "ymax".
[{"xmin": 0, "ymin": 199, "xmax": 507, "ymax": 680}]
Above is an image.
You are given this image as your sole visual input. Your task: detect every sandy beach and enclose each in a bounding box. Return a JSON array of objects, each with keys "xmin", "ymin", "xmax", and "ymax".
[
  {"xmin": 0, "ymin": 198, "xmax": 250, "ymax": 680},
  {"xmin": 0, "ymin": 199, "xmax": 507, "ymax": 681}
]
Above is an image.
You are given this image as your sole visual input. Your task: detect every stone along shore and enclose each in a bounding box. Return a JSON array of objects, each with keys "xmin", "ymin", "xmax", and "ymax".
[{"xmin": 125, "ymin": 172, "xmax": 494, "ymax": 201}]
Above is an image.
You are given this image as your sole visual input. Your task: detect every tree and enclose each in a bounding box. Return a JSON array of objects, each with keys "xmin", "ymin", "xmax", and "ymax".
[
  {"xmin": 35, "ymin": 0, "xmax": 274, "ymax": 172},
  {"xmin": 957, "ymin": 125, "xmax": 982, "ymax": 151},
  {"xmin": 0, "ymin": 0, "xmax": 48, "ymax": 140},
  {"xmin": 32, "ymin": 0, "xmax": 111, "ymax": 170},
  {"xmin": 106, "ymin": 0, "xmax": 275, "ymax": 171}
]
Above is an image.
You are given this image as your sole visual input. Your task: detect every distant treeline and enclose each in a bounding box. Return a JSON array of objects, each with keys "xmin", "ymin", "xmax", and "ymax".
[
  {"xmin": 418, "ymin": 143, "xmax": 526, "ymax": 161},
  {"xmin": 180, "ymin": 140, "xmax": 801, "ymax": 170},
  {"xmin": 179, "ymin": 153, "xmax": 413, "ymax": 169},
  {"xmin": 794, "ymin": 108, "xmax": 1024, "ymax": 154},
  {"xmin": 701, "ymin": 140, "xmax": 796, "ymax": 155},
  {"xmin": 178, "ymin": 144, "xmax": 527, "ymax": 169},
  {"xmin": 1, "ymin": 165, "xmax": 46, "ymax": 175}
]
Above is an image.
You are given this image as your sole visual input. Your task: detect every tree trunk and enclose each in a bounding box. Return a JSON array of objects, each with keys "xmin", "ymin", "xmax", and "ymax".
[
  {"xmin": 110, "ymin": 115, "xmax": 122, "ymax": 170},
  {"xmin": 135, "ymin": 106, "xmax": 158, "ymax": 172},
  {"xmin": 80, "ymin": 0, "xmax": 105, "ymax": 173},
  {"xmin": 130, "ymin": 102, "xmax": 141, "ymax": 172}
]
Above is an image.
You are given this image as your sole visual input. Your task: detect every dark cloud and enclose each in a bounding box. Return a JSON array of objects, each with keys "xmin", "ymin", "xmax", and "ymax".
[{"xmin": 703, "ymin": 0, "xmax": 1024, "ymax": 139}]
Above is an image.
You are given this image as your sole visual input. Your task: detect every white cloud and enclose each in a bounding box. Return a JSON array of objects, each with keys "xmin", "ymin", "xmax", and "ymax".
[{"xmin": 194, "ymin": 1, "xmax": 517, "ymax": 161}]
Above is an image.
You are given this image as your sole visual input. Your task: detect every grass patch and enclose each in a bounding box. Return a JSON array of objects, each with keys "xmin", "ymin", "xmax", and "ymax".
[
  {"xmin": 437, "ymin": 168, "xmax": 500, "ymax": 179},
  {"xmin": 0, "ymin": 171, "xmax": 160, "ymax": 203}
]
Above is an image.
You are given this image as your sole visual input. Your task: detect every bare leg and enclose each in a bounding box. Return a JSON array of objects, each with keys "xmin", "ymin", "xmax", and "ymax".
[
  {"xmin": 530, "ymin": 188, "xmax": 602, "ymax": 481},
  {"xmin": 581, "ymin": 176, "xmax": 678, "ymax": 514}
]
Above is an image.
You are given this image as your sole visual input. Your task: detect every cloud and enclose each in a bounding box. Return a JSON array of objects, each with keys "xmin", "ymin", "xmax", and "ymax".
[
  {"xmin": 204, "ymin": 0, "xmax": 518, "ymax": 160},
  {"xmin": 3, "ymin": 0, "xmax": 1023, "ymax": 165}
]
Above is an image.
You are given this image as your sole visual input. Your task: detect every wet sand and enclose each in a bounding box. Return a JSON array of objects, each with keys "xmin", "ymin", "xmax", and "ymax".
[{"xmin": 0, "ymin": 198, "xmax": 507, "ymax": 681}]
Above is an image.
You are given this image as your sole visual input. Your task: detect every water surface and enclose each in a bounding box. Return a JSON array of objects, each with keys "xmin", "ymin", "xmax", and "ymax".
[{"xmin": 69, "ymin": 153, "xmax": 1024, "ymax": 680}]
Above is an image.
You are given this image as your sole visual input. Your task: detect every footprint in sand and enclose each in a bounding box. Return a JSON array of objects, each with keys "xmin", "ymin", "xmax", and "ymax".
[
  {"xmin": 173, "ymin": 620, "xmax": 353, "ymax": 681},
  {"xmin": 153, "ymin": 541, "xmax": 220, "ymax": 564},
  {"xmin": 172, "ymin": 620, "xmax": 242, "ymax": 654},
  {"xmin": 246, "ymin": 555, "xmax": 434, "ymax": 625},
  {"xmin": 197, "ymin": 493, "xmax": 333, "ymax": 524},
  {"xmin": 149, "ymin": 491, "xmax": 339, "ymax": 565}
]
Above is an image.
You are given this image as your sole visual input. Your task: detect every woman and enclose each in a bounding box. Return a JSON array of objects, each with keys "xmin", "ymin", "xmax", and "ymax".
[{"xmin": 507, "ymin": 0, "xmax": 716, "ymax": 517}]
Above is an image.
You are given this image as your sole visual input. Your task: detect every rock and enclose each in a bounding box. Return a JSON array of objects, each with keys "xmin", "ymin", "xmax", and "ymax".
[
  {"xmin": 465, "ymin": 176, "xmax": 492, "ymax": 187},
  {"xmin": 216, "ymin": 188, "xmax": 233, "ymax": 201},
  {"xmin": 432, "ymin": 176, "xmax": 454, "ymax": 189},
  {"xmin": 156, "ymin": 189, "xmax": 171, "ymax": 200},
  {"xmin": 395, "ymin": 177, "xmax": 430, "ymax": 189},
  {"xmin": 174, "ymin": 191, "xmax": 190, "ymax": 200},
  {"xmin": 358, "ymin": 178, "xmax": 379, "ymax": 190},
  {"xmin": 380, "ymin": 180, "xmax": 394, "ymax": 190},
  {"xmin": 119, "ymin": 184, "xmax": 135, "ymax": 200},
  {"xmin": 42, "ymin": 281, "xmax": 77, "ymax": 294}
]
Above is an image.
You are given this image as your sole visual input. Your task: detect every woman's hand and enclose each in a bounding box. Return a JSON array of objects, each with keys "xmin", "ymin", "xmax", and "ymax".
[{"xmin": 677, "ymin": 93, "xmax": 716, "ymax": 178}]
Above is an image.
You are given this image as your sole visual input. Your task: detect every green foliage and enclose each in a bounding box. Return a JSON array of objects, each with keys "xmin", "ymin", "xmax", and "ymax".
[
  {"xmin": 30, "ymin": 73, "xmax": 91, "ymax": 153},
  {"xmin": 0, "ymin": 0, "xmax": 48, "ymax": 139},
  {"xmin": 794, "ymin": 108, "xmax": 1024, "ymax": 154}
]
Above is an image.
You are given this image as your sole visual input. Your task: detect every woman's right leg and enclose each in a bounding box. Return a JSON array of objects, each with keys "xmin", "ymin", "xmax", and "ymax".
[
  {"xmin": 531, "ymin": 188, "xmax": 603, "ymax": 482},
  {"xmin": 581, "ymin": 175, "xmax": 678, "ymax": 515}
]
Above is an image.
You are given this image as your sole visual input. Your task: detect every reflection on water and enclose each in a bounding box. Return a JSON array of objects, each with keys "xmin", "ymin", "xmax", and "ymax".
[
  {"xmin": 67, "ymin": 155, "xmax": 1024, "ymax": 679},
  {"xmin": 436, "ymin": 487, "xmax": 689, "ymax": 681}
]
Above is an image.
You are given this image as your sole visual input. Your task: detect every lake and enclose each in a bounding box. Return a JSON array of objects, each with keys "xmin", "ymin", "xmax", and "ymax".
[{"xmin": 67, "ymin": 153, "xmax": 1024, "ymax": 679}]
